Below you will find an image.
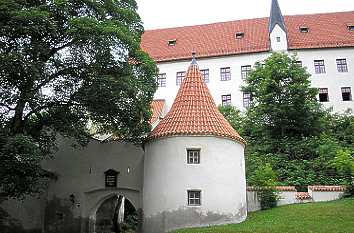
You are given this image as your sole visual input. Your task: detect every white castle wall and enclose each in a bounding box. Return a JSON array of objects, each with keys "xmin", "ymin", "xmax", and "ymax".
[
  {"xmin": 154, "ymin": 48, "xmax": 354, "ymax": 113},
  {"xmin": 143, "ymin": 136, "xmax": 247, "ymax": 233}
]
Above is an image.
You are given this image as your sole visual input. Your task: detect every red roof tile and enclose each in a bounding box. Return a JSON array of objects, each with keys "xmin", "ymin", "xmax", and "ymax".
[
  {"xmin": 141, "ymin": 11, "xmax": 354, "ymax": 62},
  {"xmin": 309, "ymin": 185, "xmax": 346, "ymax": 192},
  {"xmin": 148, "ymin": 61, "xmax": 245, "ymax": 144},
  {"xmin": 295, "ymin": 192, "xmax": 312, "ymax": 200},
  {"xmin": 247, "ymin": 186, "xmax": 297, "ymax": 191},
  {"xmin": 150, "ymin": 99, "xmax": 165, "ymax": 124}
]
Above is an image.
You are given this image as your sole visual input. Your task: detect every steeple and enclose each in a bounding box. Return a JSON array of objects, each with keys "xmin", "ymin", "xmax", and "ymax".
[
  {"xmin": 148, "ymin": 54, "xmax": 245, "ymax": 144},
  {"xmin": 269, "ymin": 0, "xmax": 286, "ymax": 33}
]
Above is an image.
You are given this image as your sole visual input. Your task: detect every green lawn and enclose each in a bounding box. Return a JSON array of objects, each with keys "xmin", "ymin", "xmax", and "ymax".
[{"xmin": 171, "ymin": 198, "xmax": 354, "ymax": 233}]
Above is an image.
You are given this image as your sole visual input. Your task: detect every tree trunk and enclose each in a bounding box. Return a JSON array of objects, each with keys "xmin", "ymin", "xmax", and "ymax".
[
  {"xmin": 12, "ymin": 99, "xmax": 26, "ymax": 134},
  {"xmin": 112, "ymin": 195, "xmax": 123, "ymax": 233}
]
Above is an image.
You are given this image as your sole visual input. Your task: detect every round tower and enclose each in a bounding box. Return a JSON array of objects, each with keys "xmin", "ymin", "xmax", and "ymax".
[{"xmin": 143, "ymin": 55, "xmax": 247, "ymax": 233}]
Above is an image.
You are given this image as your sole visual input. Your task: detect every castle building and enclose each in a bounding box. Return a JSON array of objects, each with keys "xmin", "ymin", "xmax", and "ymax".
[
  {"xmin": 1, "ymin": 1, "xmax": 353, "ymax": 233},
  {"xmin": 141, "ymin": 0, "xmax": 354, "ymax": 113},
  {"xmin": 0, "ymin": 56, "xmax": 246, "ymax": 233}
]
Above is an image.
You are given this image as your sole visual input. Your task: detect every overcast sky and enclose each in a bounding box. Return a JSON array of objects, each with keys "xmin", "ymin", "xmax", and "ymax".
[{"xmin": 136, "ymin": 0, "xmax": 354, "ymax": 30}]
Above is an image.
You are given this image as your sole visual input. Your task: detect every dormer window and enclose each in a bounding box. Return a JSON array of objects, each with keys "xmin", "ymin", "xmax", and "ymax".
[
  {"xmin": 168, "ymin": 39, "xmax": 177, "ymax": 46},
  {"xmin": 104, "ymin": 169, "xmax": 119, "ymax": 187},
  {"xmin": 347, "ymin": 24, "xmax": 354, "ymax": 31},
  {"xmin": 235, "ymin": 32, "xmax": 244, "ymax": 39},
  {"xmin": 299, "ymin": 26, "xmax": 309, "ymax": 33}
]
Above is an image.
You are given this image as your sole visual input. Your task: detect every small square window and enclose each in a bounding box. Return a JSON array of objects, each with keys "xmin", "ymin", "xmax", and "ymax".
[
  {"xmin": 341, "ymin": 87, "xmax": 352, "ymax": 101},
  {"xmin": 295, "ymin": 61, "xmax": 303, "ymax": 67},
  {"xmin": 299, "ymin": 26, "xmax": 309, "ymax": 33},
  {"xmin": 220, "ymin": 67, "xmax": 231, "ymax": 81},
  {"xmin": 187, "ymin": 190, "xmax": 201, "ymax": 206},
  {"xmin": 200, "ymin": 69, "xmax": 209, "ymax": 83},
  {"xmin": 157, "ymin": 73, "xmax": 166, "ymax": 87},
  {"xmin": 187, "ymin": 149, "xmax": 200, "ymax": 164},
  {"xmin": 176, "ymin": 71, "xmax": 186, "ymax": 86},
  {"xmin": 336, "ymin": 59, "xmax": 348, "ymax": 73},
  {"xmin": 104, "ymin": 169, "xmax": 119, "ymax": 188},
  {"xmin": 276, "ymin": 37, "xmax": 281, "ymax": 42},
  {"xmin": 241, "ymin": 65, "xmax": 251, "ymax": 80},
  {"xmin": 235, "ymin": 32, "xmax": 244, "ymax": 39},
  {"xmin": 314, "ymin": 60, "xmax": 326, "ymax": 74},
  {"xmin": 168, "ymin": 39, "xmax": 177, "ymax": 46},
  {"xmin": 243, "ymin": 92, "xmax": 253, "ymax": 108},
  {"xmin": 318, "ymin": 88, "xmax": 329, "ymax": 102},
  {"xmin": 222, "ymin": 94, "xmax": 231, "ymax": 106}
]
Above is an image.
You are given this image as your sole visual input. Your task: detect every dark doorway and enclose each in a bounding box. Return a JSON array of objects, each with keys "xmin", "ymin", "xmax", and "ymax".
[{"xmin": 95, "ymin": 195, "xmax": 138, "ymax": 233}]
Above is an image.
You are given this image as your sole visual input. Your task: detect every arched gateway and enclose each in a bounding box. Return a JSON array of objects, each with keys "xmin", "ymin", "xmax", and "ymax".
[{"xmin": 86, "ymin": 189, "xmax": 142, "ymax": 233}]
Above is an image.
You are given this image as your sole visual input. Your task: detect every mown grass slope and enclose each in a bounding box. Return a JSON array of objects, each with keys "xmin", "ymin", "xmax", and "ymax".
[{"xmin": 172, "ymin": 198, "xmax": 354, "ymax": 233}]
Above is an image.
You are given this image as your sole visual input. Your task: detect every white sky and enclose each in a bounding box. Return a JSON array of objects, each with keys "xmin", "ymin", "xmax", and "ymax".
[{"xmin": 136, "ymin": 0, "xmax": 354, "ymax": 30}]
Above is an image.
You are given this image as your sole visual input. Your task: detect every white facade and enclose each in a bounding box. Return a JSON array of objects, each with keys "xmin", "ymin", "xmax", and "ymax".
[
  {"xmin": 143, "ymin": 136, "xmax": 247, "ymax": 233},
  {"xmin": 154, "ymin": 47, "xmax": 354, "ymax": 113},
  {"xmin": 270, "ymin": 24, "xmax": 288, "ymax": 51}
]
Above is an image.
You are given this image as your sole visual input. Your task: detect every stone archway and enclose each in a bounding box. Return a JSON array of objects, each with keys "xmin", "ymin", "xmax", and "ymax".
[{"xmin": 94, "ymin": 195, "xmax": 138, "ymax": 233}]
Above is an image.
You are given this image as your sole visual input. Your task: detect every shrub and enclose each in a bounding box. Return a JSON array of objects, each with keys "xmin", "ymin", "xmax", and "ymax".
[{"xmin": 249, "ymin": 163, "xmax": 279, "ymax": 210}]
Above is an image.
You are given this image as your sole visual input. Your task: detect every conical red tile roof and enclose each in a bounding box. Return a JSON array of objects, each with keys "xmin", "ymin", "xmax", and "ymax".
[{"xmin": 148, "ymin": 58, "xmax": 245, "ymax": 144}]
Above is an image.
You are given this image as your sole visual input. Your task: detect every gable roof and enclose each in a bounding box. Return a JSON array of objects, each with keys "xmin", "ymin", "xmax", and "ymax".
[
  {"xmin": 141, "ymin": 11, "xmax": 354, "ymax": 62},
  {"xmin": 148, "ymin": 58, "xmax": 245, "ymax": 144},
  {"xmin": 269, "ymin": 0, "xmax": 286, "ymax": 32}
]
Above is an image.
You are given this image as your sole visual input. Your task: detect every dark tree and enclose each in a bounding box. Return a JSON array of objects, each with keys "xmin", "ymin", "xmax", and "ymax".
[
  {"xmin": 242, "ymin": 53, "xmax": 324, "ymax": 139},
  {"xmin": 0, "ymin": 0, "xmax": 157, "ymax": 198}
]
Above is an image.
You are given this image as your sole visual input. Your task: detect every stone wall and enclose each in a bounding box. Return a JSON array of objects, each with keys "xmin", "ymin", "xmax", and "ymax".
[{"xmin": 247, "ymin": 185, "xmax": 346, "ymax": 212}]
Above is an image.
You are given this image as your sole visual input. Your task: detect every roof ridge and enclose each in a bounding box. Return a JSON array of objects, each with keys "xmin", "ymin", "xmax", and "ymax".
[{"xmin": 144, "ymin": 11, "xmax": 354, "ymax": 32}]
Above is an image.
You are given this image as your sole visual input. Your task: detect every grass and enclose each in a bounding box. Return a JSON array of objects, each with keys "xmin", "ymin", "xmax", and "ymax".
[{"xmin": 171, "ymin": 198, "xmax": 354, "ymax": 233}]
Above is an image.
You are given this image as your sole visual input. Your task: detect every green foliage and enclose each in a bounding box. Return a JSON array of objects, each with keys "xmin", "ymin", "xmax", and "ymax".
[
  {"xmin": 249, "ymin": 163, "xmax": 277, "ymax": 187},
  {"xmin": 329, "ymin": 149, "xmax": 354, "ymax": 177},
  {"xmin": 218, "ymin": 105, "xmax": 245, "ymax": 135},
  {"xmin": 242, "ymin": 52, "xmax": 324, "ymax": 139},
  {"xmin": 249, "ymin": 163, "xmax": 278, "ymax": 210},
  {"xmin": 0, "ymin": 0, "xmax": 157, "ymax": 198},
  {"xmin": 219, "ymin": 53, "xmax": 354, "ymax": 189}
]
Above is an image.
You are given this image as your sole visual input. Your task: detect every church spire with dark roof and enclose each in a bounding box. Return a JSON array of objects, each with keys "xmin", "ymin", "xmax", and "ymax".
[
  {"xmin": 269, "ymin": 0, "xmax": 286, "ymax": 33},
  {"xmin": 148, "ymin": 54, "xmax": 245, "ymax": 144}
]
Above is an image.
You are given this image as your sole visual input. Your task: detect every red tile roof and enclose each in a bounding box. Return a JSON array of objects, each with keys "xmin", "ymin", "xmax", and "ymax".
[
  {"xmin": 148, "ymin": 61, "xmax": 245, "ymax": 144},
  {"xmin": 247, "ymin": 186, "xmax": 297, "ymax": 191},
  {"xmin": 296, "ymin": 192, "xmax": 312, "ymax": 200},
  {"xmin": 309, "ymin": 185, "xmax": 346, "ymax": 192},
  {"xmin": 150, "ymin": 99, "xmax": 165, "ymax": 124},
  {"xmin": 141, "ymin": 11, "xmax": 354, "ymax": 62}
]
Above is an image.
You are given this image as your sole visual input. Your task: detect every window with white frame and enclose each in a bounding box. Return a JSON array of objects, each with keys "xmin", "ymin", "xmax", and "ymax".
[
  {"xmin": 318, "ymin": 88, "xmax": 329, "ymax": 102},
  {"xmin": 176, "ymin": 71, "xmax": 186, "ymax": 86},
  {"xmin": 221, "ymin": 94, "xmax": 231, "ymax": 106},
  {"xmin": 220, "ymin": 67, "xmax": 231, "ymax": 81},
  {"xmin": 187, "ymin": 149, "xmax": 200, "ymax": 164},
  {"xmin": 336, "ymin": 59, "xmax": 348, "ymax": 72},
  {"xmin": 157, "ymin": 73, "xmax": 166, "ymax": 87},
  {"xmin": 341, "ymin": 87, "xmax": 352, "ymax": 101},
  {"xmin": 200, "ymin": 69, "xmax": 209, "ymax": 83},
  {"xmin": 241, "ymin": 65, "xmax": 251, "ymax": 80},
  {"xmin": 296, "ymin": 61, "xmax": 303, "ymax": 67},
  {"xmin": 314, "ymin": 60, "xmax": 326, "ymax": 74},
  {"xmin": 187, "ymin": 190, "xmax": 201, "ymax": 206},
  {"xmin": 243, "ymin": 92, "xmax": 252, "ymax": 108}
]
